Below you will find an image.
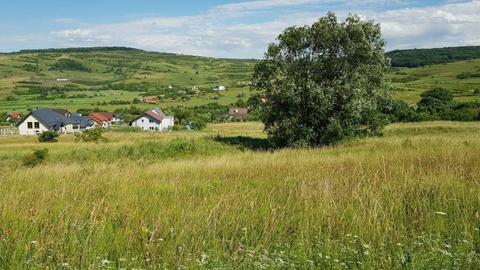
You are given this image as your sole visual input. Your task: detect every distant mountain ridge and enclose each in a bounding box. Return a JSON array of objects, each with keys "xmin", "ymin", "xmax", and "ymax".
[
  {"xmin": 386, "ymin": 46, "xmax": 480, "ymax": 68},
  {"xmin": 3, "ymin": 45, "xmax": 480, "ymax": 68},
  {"xmin": 15, "ymin": 47, "xmax": 143, "ymax": 54}
]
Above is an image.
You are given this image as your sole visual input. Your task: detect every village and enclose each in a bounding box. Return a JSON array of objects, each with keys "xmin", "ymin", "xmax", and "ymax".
[{"xmin": 0, "ymin": 96, "xmax": 250, "ymax": 136}]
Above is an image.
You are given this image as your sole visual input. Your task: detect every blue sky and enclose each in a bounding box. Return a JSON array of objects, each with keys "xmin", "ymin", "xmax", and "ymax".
[{"xmin": 1, "ymin": 0, "xmax": 479, "ymax": 58}]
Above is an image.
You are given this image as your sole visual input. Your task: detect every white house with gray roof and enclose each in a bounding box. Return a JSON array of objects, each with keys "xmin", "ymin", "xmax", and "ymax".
[{"xmin": 17, "ymin": 109, "xmax": 94, "ymax": 136}]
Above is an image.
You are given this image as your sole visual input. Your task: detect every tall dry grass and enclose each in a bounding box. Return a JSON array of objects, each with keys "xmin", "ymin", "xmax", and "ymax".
[{"xmin": 0, "ymin": 121, "xmax": 479, "ymax": 269}]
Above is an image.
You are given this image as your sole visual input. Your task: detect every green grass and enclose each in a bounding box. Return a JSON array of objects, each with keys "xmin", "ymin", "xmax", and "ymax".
[
  {"xmin": 0, "ymin": 49, "xmax": 255, "ymax": 112},
  {"xmin": 389, "ymin": 59, "xmax": 480, "ymax": 104},
  {"xmin": 1, "ymin": 48, "xmax": 480, "ymax": 113},
  {"xmin": 1, "ymin": 121, "xmax": 480, "ymax": 269}
]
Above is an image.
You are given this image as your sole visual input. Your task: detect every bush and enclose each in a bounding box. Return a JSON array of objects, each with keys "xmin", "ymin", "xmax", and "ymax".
[
  {"xmin": 417, "ymin": 87, "xmax": 454, "ymax": 115},
  {"xmin": 75, "ymin": 127, "xmax": 108, "ymax": 143},
  {"xmin": 38, "ymin": 131, "xmax": 59, "ymax": 143},
  {"xmin": 23, "ymin": 148, "xmax": 48, "ymax": 167}
]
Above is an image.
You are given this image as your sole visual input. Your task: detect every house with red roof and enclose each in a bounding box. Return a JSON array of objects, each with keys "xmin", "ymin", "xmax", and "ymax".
[
  {"xmin": 143, "ymin": 96, "xmax": 159, "ymax": 104},
  {"xmin": 129, "ymin": 108, "xmax": 174, "ymax": 131},
  {"xmin": 89, "ymin": 112, "xmax": 121, "ymax": 128},
  {"xmin": 7, "ymin": 112, "xmax": 22, "ymax": 122}
]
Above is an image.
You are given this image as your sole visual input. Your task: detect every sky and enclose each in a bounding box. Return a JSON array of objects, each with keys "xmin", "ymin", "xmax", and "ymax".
[{"xmin": 0, "ymin": 0, "xmax": 479, "ymax": 58}]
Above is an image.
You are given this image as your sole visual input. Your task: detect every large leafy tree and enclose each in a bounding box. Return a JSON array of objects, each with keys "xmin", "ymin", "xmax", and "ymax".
[{"xmin": 253, "ymin": 13, "xmax": 390, "ymax": 147}]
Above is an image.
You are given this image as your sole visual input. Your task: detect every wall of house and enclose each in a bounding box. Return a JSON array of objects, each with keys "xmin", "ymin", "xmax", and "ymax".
[
  {"xmin": 65, "ymin": 124, "xmax": 93, "ymax": 134},
  {"xmin": 161, "ymin": 116, "xmax": 175, "ymax": 131},
  {"xmin": 18, "ymin": 115, "xmax": 49, "ymax": 136},
  {"xmin": 131, "ymin": 116, "xmax": 162, "ymax": 131}
]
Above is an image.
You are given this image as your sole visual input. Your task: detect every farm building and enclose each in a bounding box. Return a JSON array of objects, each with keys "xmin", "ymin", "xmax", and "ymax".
[
  {"xmin": 228, "ymin": 108, "xmax": 248, "ymax": 118},
  {"xmin": 143, "ymin": 96, "xmax": 159, "ymax": 104},
  {"xmin": 89, "ymin": 112, "xmax": 122, "ymax": 128},
  {"xmin": 129, "ymin": 108, "xmax": 174, "ymax": 131},
  {"xmin": 17, "ymin": 108, "xmax": 94, "ymax": 135},
  {"xmin": 7, "ymin": 112, "xmax": 22, "ymax": 122}
]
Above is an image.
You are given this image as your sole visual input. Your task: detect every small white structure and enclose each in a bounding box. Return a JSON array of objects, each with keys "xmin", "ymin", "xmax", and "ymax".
[
  {"xmin": 56, "ymin": 78, "xmax": 69, "ymax": 82},
  {"xmin": 213, "ymin": 85, "xmax": 226, "ymax": 91},
  {"xmin": 129, "ymin": 108, "xmax": 174, "ymax": 131}
]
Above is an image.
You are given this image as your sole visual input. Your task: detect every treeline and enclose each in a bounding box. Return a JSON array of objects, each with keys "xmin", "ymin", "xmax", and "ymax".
[
  {"xmin": 380, "ymin": 87, "xmax": 480, "ymax": 123},
  {"xmin": 16, "ymin": 47, "xmax": 142, "ymax": 54},
  {"xmin": 386, "ymin": 46, "xmax": 480, "ymax": 67}
]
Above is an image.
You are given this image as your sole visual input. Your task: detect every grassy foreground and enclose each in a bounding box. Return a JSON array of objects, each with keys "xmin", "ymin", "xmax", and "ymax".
[{"xmin": 1, "ymin": 122, "xmax": 480, "ymax": 269}]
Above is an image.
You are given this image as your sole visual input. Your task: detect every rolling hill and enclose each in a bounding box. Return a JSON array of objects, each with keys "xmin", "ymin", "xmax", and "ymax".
[
  {"xmin": 1, "ymin": 46, "xmax": 480, "ymax": 112},
  {"xmin": 0, "ymin": 47, "xmax": 256, "ymax": 112}
]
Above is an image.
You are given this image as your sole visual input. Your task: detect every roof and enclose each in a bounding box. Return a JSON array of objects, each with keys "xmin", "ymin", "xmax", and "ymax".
[
  {"xmin": 7, "ymin": 112, "xmax": 22, "ymax": 118},
  {"xmin": 30, "ymin": 108, "xmax": 67, "ymax": 129},
  {"xmin": 89, "ymin": 112, "xmax": 114, "ymax": 124},
  {"xmin": 64, "ymin": 114, "xmax": 94, "ymax": 128},
  {"xmin": 130, "ymin": 108, "xmax": 167, "ymax": 124},
  {"xmin": 51, "ymin": 108, "xmax": 70, "ymax": 117},
  {"xmin": 19, "ymin": 109, "xmax": 93, "ymax": 130},
  {"xmin": 229, "ymin": 108, "xmax": 248, "ymax": 117},
  {"xmin": 143, "ymin": 96, "xmax": 159, "ymax": 103}
]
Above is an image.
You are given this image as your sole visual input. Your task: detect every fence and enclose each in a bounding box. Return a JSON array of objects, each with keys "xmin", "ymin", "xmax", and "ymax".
[{"xmin": 0, "ymin": 126, "xmax": 18, "ymax": 136}]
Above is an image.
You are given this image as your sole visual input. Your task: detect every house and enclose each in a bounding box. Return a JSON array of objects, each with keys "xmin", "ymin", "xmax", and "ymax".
[
  {"xmin": 143, "ymin": 96, "xmax": 159, "ymax": 104},
  {"xmin": 64, "ymin": 113, "xmax": 95, "ymax": 133},
  {"xmin": 228, "ymin": 108, "xmax": 248, "ymax": 118},
  {"xmin": 17, "ymin": 108, "xmax": 93, "ymax": 136},
  {"xmin": 129, "ymin": 108, "xmax": 174, "ymax": 131},
  {"xmin": 56, "ymin": 78, "xmax": 69, "ymax": 82},
  {"xmin": 213, "ymin": 85, "xmax": 226, "ymax": 91},
  {"xmin": 89, "ymin": 112, "xmax": 121, "ymax": 128},
  {"xmin": 6, "ymin": 112, "xmax": 22, "ymax": 122}
]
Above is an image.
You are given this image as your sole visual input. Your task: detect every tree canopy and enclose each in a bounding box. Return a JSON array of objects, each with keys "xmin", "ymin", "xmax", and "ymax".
[{"xmin": 253, "ymin": 13, "xmax": 390, "ymax": 147}]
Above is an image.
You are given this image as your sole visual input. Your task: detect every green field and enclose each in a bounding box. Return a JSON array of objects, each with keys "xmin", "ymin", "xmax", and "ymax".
[
  {"xmin": 389, "ymin": 59, "xmax": 480, "ymax": 104},
  {"xmin": 1, "ymin": 121, "xmax": 480, "ymax": 268},
  {"xmin": 0, "ymin": 48, "xmax": 255, "ymax": 112},
  {"xmin": 1, "ymin": 48, "xmax": 480, "ymax": 114}
]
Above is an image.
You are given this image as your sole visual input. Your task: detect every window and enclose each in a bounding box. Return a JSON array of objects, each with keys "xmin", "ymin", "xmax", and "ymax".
[
  {"xmin": 34, "ymin": 122, "xmax": 40, "ymax": 129},
  {"xmin": 149, "ymin": 127, "xmax": 155, "ymax": 130},
  {"xmin": 27, "ymin": 122, "xmax": 33, "ymax": 129}
]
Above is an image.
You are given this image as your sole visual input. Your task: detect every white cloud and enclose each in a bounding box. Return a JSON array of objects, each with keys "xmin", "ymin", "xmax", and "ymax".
[{"xmin": 48, "ymin": 0, "xmax": 480, "ymax": 58}]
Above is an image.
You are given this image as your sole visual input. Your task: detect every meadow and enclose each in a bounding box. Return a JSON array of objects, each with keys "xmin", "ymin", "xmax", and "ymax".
[{"xmin": 1, "ymin": 121, "xmax": 479, "ymax": 269}]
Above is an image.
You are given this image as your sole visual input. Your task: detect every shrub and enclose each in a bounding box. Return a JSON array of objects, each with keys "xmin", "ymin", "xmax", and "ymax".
[
  {"xmin": 38, "ymin": 131, "xmax": 59, "ymax": 143},
  {"xmin": 75, "ymin": 127, "xmax": 108, "ymax": 143},
  {"xmin": 417, "ymin": 87, "xmax": 454, "ymax": 115},
  {"xmin": 23, "ymin": 148, "xmax": 48, "ymax": 167}
]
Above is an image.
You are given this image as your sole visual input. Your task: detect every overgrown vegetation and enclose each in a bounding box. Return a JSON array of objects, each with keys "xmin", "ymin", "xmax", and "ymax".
[
  {"xmin": 50, "ymin": 58, "xmax": 91, "ymax": 72},
  {"xmin": 74, "ymin": 127, "xmax": 107, "ymax": 143},
  {"xmin": 37, "ymin": 130, "xmax": 59, "ymax": 143},
  {"xmin": 1, "ymin": 122, "xmax": 480, "ymax": 268},
  {"xmin": 22, "ymin": 148, "xmax": 48, "ymax": 167}
]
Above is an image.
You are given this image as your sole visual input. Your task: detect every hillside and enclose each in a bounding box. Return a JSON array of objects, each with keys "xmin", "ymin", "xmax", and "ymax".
[
  {"xmin": 389, "ymin": 59, "xmax": 480, "ymax": 104},
  {"xmin": 387, "ymin": 46, "xmax": 480, "ymax": 67},
  {"xmin": 0, "ymin": 47, "xmax": 256, "ymax": 112},
  {"xmin": 1, "ymin": 47, "xmax": 480, "ymax": 113}
]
